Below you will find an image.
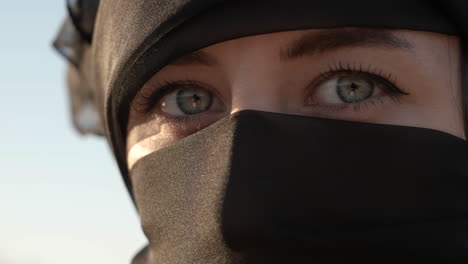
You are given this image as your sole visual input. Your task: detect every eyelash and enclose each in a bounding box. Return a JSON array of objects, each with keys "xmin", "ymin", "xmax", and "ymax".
[
  {"xmin": 134, "ymin": 80, "xmax": 205, "ymax": 114},
  {"xmin": 133, "ymin": 80, "xmax": 220, "ymax": 131},
  {"xmin": 133, "ymin": 62, "xmax": 409, "ymax": 116},
  {"xmin": 318, "ymin": 61, "xmax": 401, "ymax": 91},
  {"xmin": 307, "ymin": 62, "xmax": 409, "ymax": 112}
]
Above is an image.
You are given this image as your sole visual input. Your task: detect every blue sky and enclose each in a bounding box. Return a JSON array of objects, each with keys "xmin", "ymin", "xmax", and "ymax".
[{"xmin": 0, "ymin": 2, "xmax": 146, "ymax": 263}]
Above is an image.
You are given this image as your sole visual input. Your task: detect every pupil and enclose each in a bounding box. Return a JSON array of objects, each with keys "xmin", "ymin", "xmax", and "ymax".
[
  {"xmin": 192, "ymin": 94, "xmax": 201, "ymax": 107},
  {"xmin": 192, "ymin": 94, "xmax": 200, "ymax": 103},
  {"xmin": 176, "ymin": 88, "xmax": 213, "ymax": 115},
  {"xmin": 336, "ymin": 76, "xmax": 373, "ymax": 103}
]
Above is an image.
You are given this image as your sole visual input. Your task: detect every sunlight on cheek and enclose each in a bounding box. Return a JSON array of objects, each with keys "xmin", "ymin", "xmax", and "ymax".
[
  {"xmin": 127, "ymin": 118, "xmax": 198, "ymax": 170},
  {"xmin": 127, "ymin": 138, "xmax": 153, "ymax": 170},
  {"xmin": 127, "ymin": 132, "xmax": 176, "ymax": 170}
]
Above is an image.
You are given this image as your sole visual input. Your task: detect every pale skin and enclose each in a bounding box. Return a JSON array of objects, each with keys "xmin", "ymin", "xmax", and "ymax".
[{"xmin": 126, "ymin": 28, "xmax": 465, "ymax": 170}]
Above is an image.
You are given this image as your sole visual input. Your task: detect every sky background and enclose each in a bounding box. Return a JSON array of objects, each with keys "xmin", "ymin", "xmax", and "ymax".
[{"xmin": 0, "ymin": 1, "xmax": 147, "ymax": 263}]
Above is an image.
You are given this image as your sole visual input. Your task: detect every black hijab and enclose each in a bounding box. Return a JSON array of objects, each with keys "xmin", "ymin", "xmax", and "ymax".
[{"xmin": 54, "ymin": 1, "xmax": 468, "ymax": 263}]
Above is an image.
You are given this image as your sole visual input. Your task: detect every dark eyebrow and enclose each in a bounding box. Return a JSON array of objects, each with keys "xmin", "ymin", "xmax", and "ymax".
[
  {"xmin": 168, "ymin": 50, "xmax": 218, "ymax": 67},
  {"xmin": 280, "ymin": 28, "xmax": 414, "ymax": 60}
]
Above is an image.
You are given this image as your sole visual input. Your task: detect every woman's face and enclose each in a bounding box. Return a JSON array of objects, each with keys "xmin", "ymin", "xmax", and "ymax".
[{"xmin": 126, "ymin": 28, "xmax": 464, "ymax": 169}]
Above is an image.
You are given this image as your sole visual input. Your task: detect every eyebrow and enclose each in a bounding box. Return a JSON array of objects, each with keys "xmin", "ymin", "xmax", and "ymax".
[
  {"xmin": 280, "ymin": 28, "xmax": 414, "ymax": 60},
  {"xmin": 167, "ymin": 28, "xmax": 414, "ymax": 67},
  {"xmin": 168, "ymin": 50, "xmax": 218, "ymax": 67}
]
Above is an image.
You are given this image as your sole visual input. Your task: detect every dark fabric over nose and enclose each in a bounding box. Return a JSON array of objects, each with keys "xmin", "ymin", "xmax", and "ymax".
[
  {"xmin": 131, "ymin": 111, "xmax": 468, "ymax": 264},
  {"xmin": 222, "ymin": 111, "xmax": 468, "ymax": 263}
]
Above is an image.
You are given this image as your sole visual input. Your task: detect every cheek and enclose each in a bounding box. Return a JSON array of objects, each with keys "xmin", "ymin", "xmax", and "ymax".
[
  {"xmin": 369, "ymin": 91, "xmax": 465, "ymax": 140},
  {"xmin": 126, "ymin": 112, "xmax": 224, "ymax": 170},
  {"xmin": 127, "ymin": 123, "xmax": 184, "ymax": 170},
  {"xmin": 126, "ymin": 115, "xmax": 188, "ymax": 170}
]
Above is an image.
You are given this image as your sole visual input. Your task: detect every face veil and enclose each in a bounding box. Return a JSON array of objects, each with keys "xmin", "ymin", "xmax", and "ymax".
[{"xmin": 54, "ymin": 0, "xmax": 468, "ymax": 263}]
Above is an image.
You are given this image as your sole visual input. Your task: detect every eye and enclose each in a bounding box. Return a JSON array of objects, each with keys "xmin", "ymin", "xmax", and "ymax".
[
  {"xmin": 335, "ymin": 76, "xmax": 374, "ymax": 103},
  {"xmin": 306, "ymin": 71, "xmax": 408, "ymax": 108},
  {"xmin": 162, "ymin": 87, "xmax": 212, "ymax": 115},
  {"xmin": 158, "ymin": 82, "xmax": 225, "ymax": 117}
]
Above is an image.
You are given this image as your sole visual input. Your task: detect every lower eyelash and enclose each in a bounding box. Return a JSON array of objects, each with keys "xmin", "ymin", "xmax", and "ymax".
[
  {"xmin": 312, "ymin": 93, "xmax": 403, "ymax": 113},
  {"xmin": 155, "ymin": 113, "xmax": 208, "ymax": 131},
  {"xmin": 134, "ymin": 80, "xmax": 202, "ymax": 114},
  {"xmin": 136, "ymin": 62, "xmax": 406, "ymax": 118}
]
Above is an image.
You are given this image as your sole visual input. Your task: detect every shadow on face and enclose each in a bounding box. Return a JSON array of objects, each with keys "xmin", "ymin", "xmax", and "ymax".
[{"xmin": 126, "ymin": 27, "xmax": 464, "ymax": 169}]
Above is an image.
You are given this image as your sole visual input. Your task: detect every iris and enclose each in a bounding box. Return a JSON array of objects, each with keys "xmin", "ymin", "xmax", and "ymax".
[
  {"xmin": 336, "ymin": 76, "xmax": 374, "ymax": 103},
  {"xmin": 175, "ymin": 88, "xmax": 213, "ymax": 115}
]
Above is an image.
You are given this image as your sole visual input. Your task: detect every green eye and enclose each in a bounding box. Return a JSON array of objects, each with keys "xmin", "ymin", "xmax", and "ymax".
[
  {"xmin": 175, "ymin": 88, "xmax": 213, "ymax": 115},
  {"xmin": 307, "ymin": 70, "xmax": 407, "ymax": 109},
  {"xmin": 159, "ymin": 84, "xmax": 225, "ymax": 117},
  {"xmin": 336, "ymin": 76, "xmax": 374, "ymax": 103}
]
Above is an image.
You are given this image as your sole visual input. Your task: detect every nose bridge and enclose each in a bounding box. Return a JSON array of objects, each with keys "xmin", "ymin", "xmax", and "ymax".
[
  {"xmin": 223, "ymin": 41, "xmax": 287, "ymax": 115},
  {"xmin": 229, "ymin": 69, "xmax": 285, "ymax": 115}
]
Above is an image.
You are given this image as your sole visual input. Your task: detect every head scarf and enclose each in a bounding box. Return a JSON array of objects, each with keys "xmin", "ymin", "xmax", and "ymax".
[
  {"xmin": 54, "ymin": 1, "xmax": 468, "ymax": 263},
  {"xmin": 55, "ymin": 0, "xmax": 468, "ymax": 188}
]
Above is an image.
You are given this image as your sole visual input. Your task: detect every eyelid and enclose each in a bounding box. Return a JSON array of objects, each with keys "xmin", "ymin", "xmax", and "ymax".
[
  {"xmin": 304, "ymin": 62, "xmax": 409, "ymax": 103},
  {"xmin": 133, "ymin": 79, "xmax": 227, "ymax": 114}
]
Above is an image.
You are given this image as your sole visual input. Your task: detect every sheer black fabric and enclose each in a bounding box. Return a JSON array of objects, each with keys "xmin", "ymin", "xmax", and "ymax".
[
  {"xmin": 130, "ymin": 110, "xmax": 468, "ymax": 263},
  {"xmin": 67, "ymin": 0, "xmax": 100, "ymax": 43},
  {"xmin": 53, "ymin": 18, "xmax": 85, "ymax": 68},
  {"xmin": 53, "ymin": 0, "xmax": 99, "ymax": 67}
]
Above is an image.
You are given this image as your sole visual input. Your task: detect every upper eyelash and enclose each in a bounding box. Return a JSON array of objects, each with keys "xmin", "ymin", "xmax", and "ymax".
[
  {"xmin": 133, "ymin": 80, "xmax": 202, "ymax": 113},
  {"xmin": 304, "ymin": 62, "xmax": 409, "ymax": 113},
  {"xmin": 321, "ymin": 61, "xmax": 396, "ymax": 82},
  {"xmin": 315, "ymin": 61, "xmax": 409, "ymax": 96},
  {"xmin": 133, "ymin": 62, "xmax": 409, "ymax": 114}
]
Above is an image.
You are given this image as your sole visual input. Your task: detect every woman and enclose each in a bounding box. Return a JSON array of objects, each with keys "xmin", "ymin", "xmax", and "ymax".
[{"xmin": 54, "ymin": 0, "xmax": 468, "ymax": 263}]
